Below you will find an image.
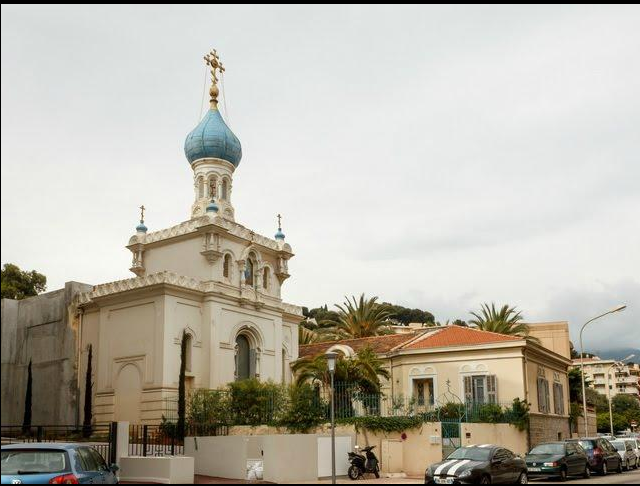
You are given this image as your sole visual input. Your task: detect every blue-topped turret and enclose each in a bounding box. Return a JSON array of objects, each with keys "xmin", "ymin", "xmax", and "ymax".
[
  {"xmin": 186, "ymin": 50, "xmax": 242, "ymax": 166},
  {"xmin": 184, "ymin": 108, "xmax": 242, "ymax": 166}
]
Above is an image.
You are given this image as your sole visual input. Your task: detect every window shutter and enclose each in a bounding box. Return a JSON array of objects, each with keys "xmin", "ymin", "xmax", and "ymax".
[
  {"xmin": 464, "ymin": 376, "xmax": 473, "ymax": 403},
  {"xmin": 487, "ymin": 375, "xmax": 497, "ymax": 404},
  {"xmin": 544, "ymin": 380, "xmax": 551, "ymax": 414},
  {"xmin": 537, "ymin": 377, "xmax": 545, "ymax": 413},
  {"xmin": 249, "ymin": 349, "xmax": 257, "ymax": 378}
]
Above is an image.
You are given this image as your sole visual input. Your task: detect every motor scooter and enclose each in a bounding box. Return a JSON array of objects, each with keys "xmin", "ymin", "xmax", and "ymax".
[{"xmin": 347, "ymin": 445, "xmax": 380, "ymax": 480}]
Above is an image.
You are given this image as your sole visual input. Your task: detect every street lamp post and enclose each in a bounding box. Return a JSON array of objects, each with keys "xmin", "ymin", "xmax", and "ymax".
[
  {"xmin": 606, "ymin": 354, "xmax": 635, "ymax": 436},
  {"xmin": 579, "ymin": 305, "xmax": 626, "ymax": 437},
  {"xmin": 325, "ymin": 351, "xmax": 338, "ymax": 485}
]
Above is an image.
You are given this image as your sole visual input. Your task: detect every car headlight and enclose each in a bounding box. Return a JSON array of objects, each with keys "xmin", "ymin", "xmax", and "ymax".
[{"xmin": 458, "ymin": 470, "xmax": 472, "ymax": 478}]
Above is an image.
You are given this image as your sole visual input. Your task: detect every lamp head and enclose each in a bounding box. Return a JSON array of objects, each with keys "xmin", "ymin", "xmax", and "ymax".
[
  {"xmin": 325, "ymin": 351, "xmax": 338, "ymax": 373},
  {"xmin": 611, "ymin": 305, "xmax": 627, "ymax": 313}
]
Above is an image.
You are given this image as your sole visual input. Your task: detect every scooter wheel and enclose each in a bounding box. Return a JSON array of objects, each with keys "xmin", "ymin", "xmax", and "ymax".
[{"xmin": 348, "ymin": 465, "xmax": 361, "ymax": 480}]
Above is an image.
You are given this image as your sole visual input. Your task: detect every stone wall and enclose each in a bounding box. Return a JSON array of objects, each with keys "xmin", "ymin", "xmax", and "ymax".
[
  {"xmin": 0, "ymin": 282, "xmax": 91, "ymax": 425},
  {"xmin": 529, "ymin": 413, "xmax": 571, "ymax": 447}
]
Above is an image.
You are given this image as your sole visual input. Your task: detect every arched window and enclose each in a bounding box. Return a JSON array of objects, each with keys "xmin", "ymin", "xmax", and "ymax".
[
  {"xmin": 223, "ymin": 254, "xmax": 232, "ymax": 279},
  {"xmin": 221, "ymin": 179, "xmax": 228, "ymax": 200},
  {"xmin": 262, "ymin": 267, "xmax": 269, "ymax": 290},
  {"xmin": 184, "ymin": 334, "xmax": 193, "ymax": 372},
  {"xmin": 245, "ymin": 256, "xmax": 255, "ymax": 287},
  {"xmin": 197, "ymin": 177, "xmax": 204, "ymax": 198},
  {"xmin": 235, "ymin": 334, "xmax": 251, "ymax": 381},
  {"xmin": 208, "ymin": 176, "xmax": 217, "ymax": 198}
]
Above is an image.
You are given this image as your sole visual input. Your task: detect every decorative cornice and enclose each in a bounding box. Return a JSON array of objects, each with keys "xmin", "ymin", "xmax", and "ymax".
[
  {"xmin": 77, "ymin": 270, "xmax": 303, "ymax": 317},
  {"xmin": 128, "ymin": 216, "xmax": 293, "ymax": 256}
]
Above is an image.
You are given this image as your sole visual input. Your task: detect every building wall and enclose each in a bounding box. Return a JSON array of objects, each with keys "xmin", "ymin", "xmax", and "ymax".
[
  {"xmin": 81, "ymin": 286, "xmax": 297, "ymax": 425},
  {"xmin": 461, "ymin": 423, "xmax": 528, "ymax": 456},
  {"xmin": 527, "ymin": 322, "xmax": 571, "ymax": 360},
  {"xmin": 1, "ymin": 282, "xmax": 92, "ymax": 426},
  {"xmin": 389, "ymin": 347, "xmax": 527, "ymax": 406},
  {"xmin": 529, "ymin": 414, "xmax": 571, "ymax": 447}
]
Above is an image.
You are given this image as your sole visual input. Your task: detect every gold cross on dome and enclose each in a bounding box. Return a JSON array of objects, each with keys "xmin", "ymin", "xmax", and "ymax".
[
  {"xmin": 204, "ymin": 49, "xmax": 225, "ymax": 84},
  {"xmin": 139, "ymin": 205, "xmax": 145, "ymax": 223}
]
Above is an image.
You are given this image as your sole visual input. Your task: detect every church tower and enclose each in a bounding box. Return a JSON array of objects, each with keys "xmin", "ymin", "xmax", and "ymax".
[
  {"xmin": 185, "ymin": 50, "xmax": 241, "ymax": 221},
  {"xmin": 77, "ymin": 51, "xmax": 302, "ymax": 425}
]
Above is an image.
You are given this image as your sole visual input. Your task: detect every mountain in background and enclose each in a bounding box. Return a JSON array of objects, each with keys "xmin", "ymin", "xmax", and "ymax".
[{"xmin": 588, "ymin": 347, "xmax": 640, "ymax": 363}]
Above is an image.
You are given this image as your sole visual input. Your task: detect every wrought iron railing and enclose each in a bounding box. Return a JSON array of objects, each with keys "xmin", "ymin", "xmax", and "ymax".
[
  {"xmin": 160, "ymin": 383, "xmax": 523, "ymax": 427},
  {"xmin": 0, "ymin": 424, "xmax": 115, "ymax": 463}
]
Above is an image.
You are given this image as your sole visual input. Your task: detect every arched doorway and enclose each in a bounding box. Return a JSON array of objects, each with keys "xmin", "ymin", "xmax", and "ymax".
[
  {"xmin": 235, "ymin": 334, "xmax": 251, "ymax": 380},
  {"xmin": 114, "ymin": 363, "xmax": 142, "ymax": 423}
]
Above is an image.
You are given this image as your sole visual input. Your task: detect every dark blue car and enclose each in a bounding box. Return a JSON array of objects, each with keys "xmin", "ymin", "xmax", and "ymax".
[{"xmin": 1, "ymin": 443, "xmax": 118, "ymax": 484}]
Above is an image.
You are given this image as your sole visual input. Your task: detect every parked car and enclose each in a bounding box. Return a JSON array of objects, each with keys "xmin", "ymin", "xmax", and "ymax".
[
  {"xmin": 630, "ymin": 438, "xmax": 640, "ymax": 468},
  {"xmin": 610, "ymin": 439, "xmax": 638, "ymax": 471},
  {"xmin": 524, "ymin": 441, "xmax": 590, "ymax": 481},
  {"xmin": 1, "ymin": 443, "xmax": 119, "ymax": 485},
  {"xmin": 565, "ymin": 437, "xmax": 622, "ymax": 475},
  {"xmin": 424, "ymin": 445, "xmax": 527, "ymax": 484}
]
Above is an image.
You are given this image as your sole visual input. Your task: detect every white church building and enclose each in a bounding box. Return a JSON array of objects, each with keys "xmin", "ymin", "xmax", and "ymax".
[{"xmin": 1, "ymin": 51, "xmax": 303, "ymax": 426}]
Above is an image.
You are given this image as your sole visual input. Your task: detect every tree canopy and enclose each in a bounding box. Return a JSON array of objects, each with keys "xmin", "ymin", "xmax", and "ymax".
[{"xmin": 1, "ymin": 263, "xmax": 47, "ymax": 300}]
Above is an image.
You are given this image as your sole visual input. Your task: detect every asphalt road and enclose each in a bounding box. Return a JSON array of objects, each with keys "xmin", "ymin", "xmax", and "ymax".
[{"xmin": 297, "ymin": 466, "xmax": 640, "ymax": 484}]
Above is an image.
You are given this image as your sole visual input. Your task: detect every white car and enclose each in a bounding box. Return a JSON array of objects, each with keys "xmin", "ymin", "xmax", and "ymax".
[
  {"xmin": 610, "ymin": 439, "xmax": 638, "ymax": 471},
  {"xmin": 632, "ymin": 439, "xmax": 640, "ymax": 468}
]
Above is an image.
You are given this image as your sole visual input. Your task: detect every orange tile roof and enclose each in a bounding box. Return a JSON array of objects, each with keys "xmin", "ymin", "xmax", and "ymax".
[
  {"xmin": 298, "ymin": 332, "xmax": 421, "ymax": 359},
  {"xmin": 298, "ymin": 326, "xmax": 524, "ymax": 358},
  {"xmin": 400, "ymin": 325, "xmax": 521, "ymax": 350}
]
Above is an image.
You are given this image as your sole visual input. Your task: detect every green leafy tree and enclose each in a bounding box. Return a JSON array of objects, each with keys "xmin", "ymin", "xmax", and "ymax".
[
  {"xmin": 318, "ymin": 294, "xmax": 393, "ymax": 339},
  {"xmin": 383, "ymin": 303, "xmax": 435, "ymax": 326},
  {"xmin": 22, "ymin": 360, "xmax": 32, "ymax": 434},
  {"xmin": 177, "ymin": 331, "xmax": 187, "ymax": 439},
  {"xmin": 82, "ymin": 345, "xmax": 93, "ymax": 438},
  {"xmin": 585, "ymin": 388, "xmax": 609, "ymax": 412},
  {"xmin": 469, "ymin": 303, "xmax": 539, "ymax": 343},
  {"xmin": 1, "ymin": 264, "xmax": 46, "ymax": 300}
]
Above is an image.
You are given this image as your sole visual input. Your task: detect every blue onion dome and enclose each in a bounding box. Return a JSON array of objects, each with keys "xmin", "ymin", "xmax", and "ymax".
[
  {"xmin": 275, "ymin": 228, "xmax": 285, "ymax": 240},
  {"xmin": 206, "ymin": 200, "xmax": 219, "ymax": 213},
  {"xmin": 184, "ymin": 109, "xmax": 242, "ymax": 166},
  {"xmin": 136, "ymin": 222, "xmax": 147, "ymax": 233}
]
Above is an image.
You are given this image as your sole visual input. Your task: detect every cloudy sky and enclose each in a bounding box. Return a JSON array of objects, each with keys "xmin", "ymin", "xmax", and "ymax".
[{"xmin": 2, "ymin": 5, "xmax": 638, "ymax": 352}]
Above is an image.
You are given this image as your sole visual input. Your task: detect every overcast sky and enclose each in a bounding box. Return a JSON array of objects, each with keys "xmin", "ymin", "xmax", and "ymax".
[{"xmin": 2, "ymin": 5, "xmax": 638, "ymax": 353}]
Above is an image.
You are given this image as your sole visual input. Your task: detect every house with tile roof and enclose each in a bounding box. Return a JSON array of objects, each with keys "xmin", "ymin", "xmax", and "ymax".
[{"xmin": 298, "ymin": 323, "xmax": 573, "ymax": 446}]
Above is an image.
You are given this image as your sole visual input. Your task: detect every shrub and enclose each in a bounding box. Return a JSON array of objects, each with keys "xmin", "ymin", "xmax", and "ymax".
[
  {"xmin": 474, "ymin": 403, "xmax": 504, "ymax": 423},
  {"xmin": 188, "ymin": 389, "xmax": 231, "ymax": 426},
  {"xmin": 279, "ymin": 383, "xmax": 326, "ymax": 433},
  {"xmin": 507, "ymin": 398, "xmax": 530, "ymax": 431},
  {"xmin": 228, "ymin": 379, "xmax": 286, "ymax": 426}
]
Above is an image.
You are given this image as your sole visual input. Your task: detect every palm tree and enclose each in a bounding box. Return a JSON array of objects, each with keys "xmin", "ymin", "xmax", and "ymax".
[
  {"xmin": 292, "ymin": 346, "xmax": 390, "ymax": 392},
  {"xmin": 469, "ymin": 303, "xmax": 539, "ymax": 343},
  {"xmin": 318, "ymin": 294, "xmax": 393, "ymax": 340}
]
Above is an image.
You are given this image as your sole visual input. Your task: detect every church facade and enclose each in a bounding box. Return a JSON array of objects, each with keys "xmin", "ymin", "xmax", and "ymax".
[{"xmin": 3, "ymin": 50, "xmax": 302, "ymax": 426}]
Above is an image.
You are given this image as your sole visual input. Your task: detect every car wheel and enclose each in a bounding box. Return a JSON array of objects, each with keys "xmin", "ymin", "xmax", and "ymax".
[
  {"xmin": 601, "ymin": 462, "xmax": 608, "ymax": 476},
  {"xmin": 558, "ymin": 467, "xmax": 567, "ymax": 482},
  {"xmin": 583, "ymin": 464, "xmax": 591, "ymax": 479},
  {"xmin": 517, "ymin": 472, "xmax": 528, "ymax": 484},
  {"xmin": 616, "ymin": 459, "xmax": 623, "ymax": 473},
  {"xmin": 480, "ymin": 474, "xmax": 491, "ymax": 484}
]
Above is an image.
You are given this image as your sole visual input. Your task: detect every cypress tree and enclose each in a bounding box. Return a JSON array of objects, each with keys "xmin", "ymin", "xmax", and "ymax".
[
  {"xmin": 82, "ymin": 345, "xmax": 93, "ymax": 438},
  {"xmin": 177, "ymin": 331, "xmax": 187, "ymax": 440},
  {"xmin": 22, "ymin": 360, "xmax": 32, "ymax": 435}
]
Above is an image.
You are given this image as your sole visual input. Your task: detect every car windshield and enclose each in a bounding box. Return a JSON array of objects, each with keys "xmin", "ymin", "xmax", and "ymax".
[
  {"xmin": 610, "ymin": 442, "xmax": 626, "ymax": 451},
  {"xmin": 529, "ymin": 443, "xmax": 565, "ymax": 455},
  {"xmin": 446, "ymin": 447, "xmax": 492, "ymax": 461},
  {"xmin": 1, "ymin": 450, "xmax": 67, "ymax": 475}
]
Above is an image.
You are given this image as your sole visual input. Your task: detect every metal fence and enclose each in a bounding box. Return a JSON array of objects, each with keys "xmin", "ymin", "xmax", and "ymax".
[
  {"xmin": 162, "ymin": 382, "xmax": 523, "ymax": 426},
  {"xmin": 0, "ymin": 423, "xmax": 116, "ymax": 463}
]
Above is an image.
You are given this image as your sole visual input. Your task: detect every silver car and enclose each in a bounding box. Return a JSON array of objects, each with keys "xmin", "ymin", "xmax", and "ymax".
[{"xmin": 610, "ymin": 439, "xmax": 638, "ymax": 471}]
